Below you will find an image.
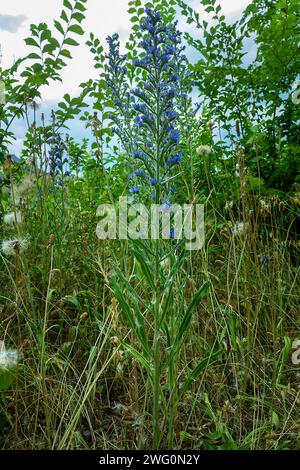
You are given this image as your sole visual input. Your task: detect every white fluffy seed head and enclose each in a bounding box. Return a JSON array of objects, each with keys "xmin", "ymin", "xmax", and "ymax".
[
  {"xmin": 0, "ymin": 342, "xmax": 19, "ymax": 369},
  {"xmin": 232, "ymin": 222, "xmax": 245, "ymax": 236},
  {"xmin": 14, "ymin": 175, "xmax": 33, "ymax": 200},
  {"xmin": 1, "ymin": 237, "xmax": 29, "ymax": 257},
  {"xmin": 3, "ymin": 212, "xmax": 22, "ymax": 226},
  {"xmin": 196, "ymin": 145, "xmax": 212, "ymax": 156},
  {"xmin": 232, "ymin": 222, "xmax": 250, "ymax": 237}
]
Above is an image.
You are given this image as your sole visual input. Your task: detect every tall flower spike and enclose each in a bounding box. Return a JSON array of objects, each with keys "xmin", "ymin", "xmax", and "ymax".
[
  {"xmin": 106, "ymin": 8, "xmax": 190, "ymax": 203},
  {"xmin": 128, "ymin": 9, "xmax": 187, "ymax": 200},
  {"xmin": 48, "ymin": 133, "xmax": 69, "ymax": 177}
]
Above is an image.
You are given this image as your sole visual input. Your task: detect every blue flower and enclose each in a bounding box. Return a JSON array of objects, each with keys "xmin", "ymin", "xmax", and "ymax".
[
  {"xmin": 129, "ymin": 187, "xmax": 140, "ymax": 193},
  {"xmin": 169, "ymin": 129, "xmax": 181, "ymax": 143},
  {"xmin": 165, "ymin": 110, "xmax": 178, "ymax": 120},
  {"xmin": 166, "ymin": 152, "xmax": 183, "ymax": 166},
  {"xmin": 131, "ymin": 150, "xmax": 147, "ymax": 159},
  {"xmin": 134, "ymin": 116, "xmax": 144, "ymax": 127},
  {"xmin": 114, "ymin": 99, "xmax": 122, "ymax": 107},
  {"xmin": 129, "ymin": 169, "xmax": 146, "ymax": 178},
  {"xmin": 171, "ymin": 73, "xmax": 180, "ymax": 81}
]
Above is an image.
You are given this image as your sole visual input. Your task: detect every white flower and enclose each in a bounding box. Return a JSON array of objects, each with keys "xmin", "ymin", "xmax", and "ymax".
[
  {"xmin": 3, "ymin": 212, "xmax": 22, "ymax": 226},
  {"xmin": 196, "ymin": 145, "xmax": 211, "ymax": 156},
  {"xmin": 1, "ymin": 237, "xmax": 29, "ymax": 257},
  {"xmin": 0, "ymin": 341, "xmax": 19, "ymax": 369}
]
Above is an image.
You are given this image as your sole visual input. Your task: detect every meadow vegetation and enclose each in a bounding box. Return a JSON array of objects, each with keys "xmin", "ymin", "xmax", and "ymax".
[{"xmin": 0, "ymin": 0, "xmax": 299, "ymax": 450}]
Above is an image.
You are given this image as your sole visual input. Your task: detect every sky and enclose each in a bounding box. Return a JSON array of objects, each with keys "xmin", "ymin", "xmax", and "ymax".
[{"xmin": 0, "ymin": 0, "xmax": 252, "ymax": 154}]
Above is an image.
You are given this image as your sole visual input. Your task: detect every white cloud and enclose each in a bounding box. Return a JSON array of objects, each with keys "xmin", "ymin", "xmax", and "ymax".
[
  {"xmin": 1, "ymin": 0, "xmax": 131, "ymax": 101},
  {"xmin": 1, "ymin": 0, "xmax": 252, "ymax": 101},
  {"xmin": 0, "ymin": 14, "xmax": 27, "ymax": 33}
]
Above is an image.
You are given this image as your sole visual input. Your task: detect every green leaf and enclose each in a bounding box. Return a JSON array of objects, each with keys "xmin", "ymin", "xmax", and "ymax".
[
  {"xmin": 63, "ymin": 295, "xmax": 81, "ymax": 308},
  {"xmin": 27, "ymin": 53, "xmax": 41, "ymax": 60},
  {"xmin": 271, "ymin": 410, "xmax": 280, "ymax": 430},
  {"xmin": 64, "ymin": 37, "xmax": 80, "ymax": 46},
  {"xmin": 60, "ymin": 49, "xmax": 72, "ymax": 59},
  {"xmin": 75, "ymin": 2, "xmax": 87, "ymax": 12},
  {"xmin": 69, "ymin": 24, "xmax": 84, "ymax": 35},
  {"xmin": 114, "ymin": 266, "xmax": 151, "ymax": 314},
  {"xmin": 112, "ymin": 277, "xmax": 149, "ymax": 357},
  {"xmin": 25, "ymin": 38, "xmax": 39, "ymax": 47},
  {"xmin": 43, "ymin": 44, "xmax": 56, "ymax": 54},
  {"xmin": 54, "ymin": 20, "xmax": 64, "ymax": 35},
  {"xmin": 175, "ymin": 281, "xmax": 210, "ymax": 345},
  {"xmin": 61, "ymin": 10, "xmax": 69, "ymax": 22},
  {"xmin": 0, "ymin": 367, "xmax": 17, "ymax": 392},
  {"xmin": 64, "ymin": 0, "xmax": 73, "ymax": 10},
  {"xmin": 131, "ymin": 245, "xmax": 155, "ymax": 290},
  {"xmin": 124, "ymin": 344, "xmax": 151, "ymax": 376},
  {"xmin": 72, "ymin": 12, "xmax": 85, "ymax": 23},
  {"xmin": 179, "ymin": 350, "xmax": 221, "ymax": 399}
]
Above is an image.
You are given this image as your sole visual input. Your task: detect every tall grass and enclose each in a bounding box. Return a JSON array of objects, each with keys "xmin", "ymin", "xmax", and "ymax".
[{"xmin": 0, "ymin": 164, "xmax": 299, "ymax": 450}]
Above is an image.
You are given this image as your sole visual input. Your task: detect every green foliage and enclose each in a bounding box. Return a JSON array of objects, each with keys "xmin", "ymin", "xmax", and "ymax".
[{"xmin": 176, "ymin": 0, "xmax": 300, "ymax": 193}]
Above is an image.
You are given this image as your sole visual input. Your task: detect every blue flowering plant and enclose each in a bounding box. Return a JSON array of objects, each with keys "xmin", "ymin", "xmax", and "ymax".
[
  {"xmin": 48, "ymin": 134, "xmax": 70, "ymax": 179},
  {"xmin": 106, "ymin": 8, "xmax": 191, "ymax": 205},
  {"xmin": 105, "ymin": 8, "xmax": 210, "ymax": 450}
]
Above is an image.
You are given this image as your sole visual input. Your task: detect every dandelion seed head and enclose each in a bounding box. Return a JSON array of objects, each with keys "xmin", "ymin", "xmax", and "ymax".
[
  {"xmin": 0, "ymin": 342, "xmax": 19, "ymax": 369},
  {"xmin": 1, "ymin": 237, "xmax": 29, "ymax": 257},
  {"xmin": 3, "ymin": 212, "xmax": 22, "ymax": 226},
  {"xmin": 196, "ymin": 145, "xmax": 212, "ymax": 156},
  {"xmin": 14, "ymin": 175, "xmax": 33, "ymax": 200},
  {"xmin": 232, "ymin": 222, "xmax": 245, "ymax": 236}
]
